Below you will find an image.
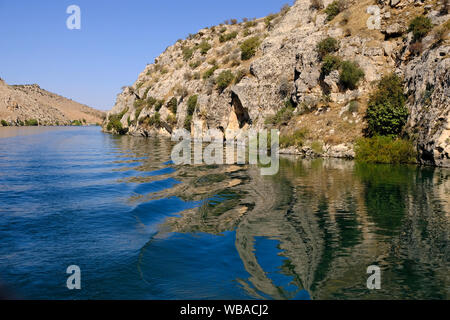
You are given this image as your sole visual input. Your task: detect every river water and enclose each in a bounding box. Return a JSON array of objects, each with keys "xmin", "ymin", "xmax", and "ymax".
[{"xmin": 0, "ymin": 126, "xmax": 448, "ymax": 299}]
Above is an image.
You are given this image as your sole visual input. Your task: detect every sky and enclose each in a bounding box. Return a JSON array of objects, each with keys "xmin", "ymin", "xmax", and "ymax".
[{"xmin": 0, "ymin": 0, "xmax": 293, "ymax": 111}]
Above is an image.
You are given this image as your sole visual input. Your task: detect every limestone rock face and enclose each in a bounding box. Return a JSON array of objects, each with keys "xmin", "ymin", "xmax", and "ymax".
[
  {"xmin": 103, "ymin": 0, "xmax": 450, "ymax": 166},
  {"xmin": 404, "ymin": 45, "xmax": 450, "ymax": 167}
]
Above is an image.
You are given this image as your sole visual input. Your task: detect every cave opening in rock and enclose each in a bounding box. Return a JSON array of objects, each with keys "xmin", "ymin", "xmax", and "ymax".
[{"xmin": 231, "ymin": 92, "xmax": 251, "ymax": 128}]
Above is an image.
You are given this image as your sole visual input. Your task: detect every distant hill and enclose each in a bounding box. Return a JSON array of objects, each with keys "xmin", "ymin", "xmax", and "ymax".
[{"xmin": 0, "ymin": 79, "xmax": 105, "ymax": 126}]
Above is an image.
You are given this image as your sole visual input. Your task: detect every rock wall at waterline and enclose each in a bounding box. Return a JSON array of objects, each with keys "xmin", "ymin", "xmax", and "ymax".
[{"xmin": 103, "ymin": 0, "xmax": 450, "ymax": 167}]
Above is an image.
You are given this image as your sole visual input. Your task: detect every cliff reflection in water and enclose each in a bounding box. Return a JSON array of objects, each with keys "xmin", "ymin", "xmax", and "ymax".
[{"xmin": 114, "ymin": 136, "xmax": 449, "ymax": 300}]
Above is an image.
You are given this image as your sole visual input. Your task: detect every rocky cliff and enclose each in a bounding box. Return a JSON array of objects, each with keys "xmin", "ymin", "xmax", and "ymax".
[
  {"xmin": 103, "ymin": 0, "xmax": 450, "ymax": 167},
  {"xmin": 0, "ymin": 79, "xmax": 105, "ymax": 126}
]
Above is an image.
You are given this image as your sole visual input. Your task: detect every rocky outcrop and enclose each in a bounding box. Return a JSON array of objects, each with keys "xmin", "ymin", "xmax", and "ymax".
[
  {"xmin": 0, "ymin": 79, "xmax": 104, "ymax": 126},
  {"xmin": 103, "ymin": 0, "xmax": 450, "ymax": 166}
]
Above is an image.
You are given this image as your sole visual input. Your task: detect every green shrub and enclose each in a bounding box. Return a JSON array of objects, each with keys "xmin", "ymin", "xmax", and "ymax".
[
  {"xmin": 203, "ymin": 65, "xmax": 219, "ymax": 79},
  {"xmin": 245, "ymin": 20, "xmax": 257, "ymax": 28},
  {"xmin": 168, "ymin": 97, "xmax": 178, "ymax": 114},
  {"xmin": 216, "ymin": 70, "xmax": 235, "ymax": 92},
  {"xmin": 154, "ymin": 100, "xmax": 165, "ymax": 112},
  {"xmin": 317, "ymin": 37, "xmax": 339, "ymax": 59},
  {"xmin": 1, "ymin": 120, "xmax": 8, "ymax": 126},
  {"xmin": 348, "ymin": 100, "xmax": 359, "ymax": 113},
  {"xmin": 355, "ymin": 136, "xmax": 416, "ymax": 164},
  {"xmin": 325, "ymin": 0, "xmax": 346, "ymax": 22},
  {"xmin": 135, "ymin": 105, "xmax": 145, "ymax": 119},
  {"xmin": 234, "ymin": 68, "xmax": 247, "ymax": 84},
  {"xmin": 71, "ymin": 120, "xmax": 82, "ymax": 126},
  {"xmin": 187, "ymin": 95, "xmax": 198, "ymax": 116},
  {"xmin": 182, "ymin": 47, "xmax": 195, "ymax": 61},
  {"xmin": 408, "ymin": 15, "xmax": 433, "ymax": 41},
  {"xmin": 339, "ymin": 61, "xmax": 365, "ymax": 90},
  {"xmin": 198, "ymin": 41, "xmax": 212, "ymax": 55},
  {"xmin": 280, "ymin": 129, "xmax": 308, "ymax": 148},
  {"xmin": 189, "ymin": 60, "xmax": 201, "ymax": 69},
  {"xmin": 184, "ymin": 115, "xmax": 193, "ymax": 131},
  {"xmin": 25, "ymin": 119, "xmax": 38, "ymax": 126},
  {"xmin": 265, "ymin": 103, "xmax": 295, "ymax": 126},
  {"xmin": 166, "ymin": 114, "xmax": 177, "ymax": 126},
  {"xmin": 219, "ymin": 31, "xmax": 238, "ymax": 43},
  {"xmin": 321, "ymin": 54, "xmax": 342, "ymax": 75},
  {"xmin": 147, "ymin": 96, "xmax": 157, "ymax": 107},
  {"xmin": 107, "ymin": 108, "xmax": 129, "ymax": 134},
  {"xmin": 265, "ymin": 14, "xmax": 278, "ymax": 28},
  {"xmin": 147, "ymin": 112, "xmax": 161, "ymax": 127},
  {"xmin": 240, "ymin": 36, "xmax": 261, "ymax": 60},
  {"xmin": 365, "ymin": 73, "xmax": 408, "ymax": 136}
]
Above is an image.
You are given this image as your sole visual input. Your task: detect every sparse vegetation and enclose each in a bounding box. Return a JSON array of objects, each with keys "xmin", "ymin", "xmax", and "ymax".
[
  {"xmin": 167, "ymin": 114, "xmax": 177, "ymax": 126},
  {"xmin": 219, "ymin": 31, "xmax": 238, "ymax": 43},
  {"xmin": 168, "ymin": 97, "xmax": 178, "ymax": 114},
  {"xmin": 107, "ymin": 108, "xmax": 129, "ymax": 134},
  {"xmin": 321, "ymin": 54, "xmax": 342, "ymax": 75},
  {"xmin": 182, "ymin": 46, "xmax": 195, "ymax": 61},
  {"xmin": 265, "ymin": 102, "xmax": 295, "ymax": 126},
  {"xmin": 216, "ymin": 70, "xmax": 235, "ymax": 92},
  {"xmin": 187, "ymin": 95, "xmax": 198, "ymax": 116},
  {"xmin": 234, "ymin": 68, "xmax": 247, "ymax": 84},
  {"xmin": 317, "ymin": 37, "xmax": 339, "ymax": 60},
  {"xmin": 325, "ymin": 0, "xmax": 346, "ymax": 22},
  {"xmin": 355, "ymin": 136, "xmax": 416, "ymax": 164},
  {"xmin": 240, "ymin": 36, "xmax": 261, "ymax": 60},
  {"xmin": 144, "ymin": 112, "xmax": 161, "ymax": 127},
  {"xmin": 408, "ymin": 15, "xmax": 433, "ymax": 41},
  {"xmin": 365, "ymin": 73, "xmax": 408, "ymax": 137},
  {"xmin": 1, "ymin": 120, "xmax": 8, "ymax": 126},
  {"xmin": 310, "ymin": 0, "xmax": 324, "ymax": 10},
  {"xmin": 25, "ymin": 119, "xmax": 38, "ymax": 126},
  {"xmin": 339, "ymin": 61, "xmax": 365, "ymax": 90},
  {"xmin": 199, "ymin": 40, "xmax": 212, "ymax": 55},
  {"xmin": 189, "ymin": 60, "xmax": 201, "ymax": 69},
  {"xmin": 154, "ymin": 100, "xmax": 165, "ymax": 112},
  {"xmin": 203, "ymin": 65, "xmax": 219, "ymax": 79},
  {"xmin": 280, "ymin": 129, "xmax": 308, "ymax": 148}
]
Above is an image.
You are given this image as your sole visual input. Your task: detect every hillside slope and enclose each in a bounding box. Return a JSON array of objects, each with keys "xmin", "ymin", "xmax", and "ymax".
[
  {"xmin": 0, "ymin": 79, "xmax": 105, "ymax": 126},
  {"xmin": 103, "ymin": 0, "xmax": 450, "ymax": 167}
]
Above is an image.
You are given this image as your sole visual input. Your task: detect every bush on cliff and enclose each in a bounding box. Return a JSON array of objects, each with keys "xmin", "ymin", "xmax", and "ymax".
[
  {"xmin": 219, "ymin": 31, "xmax": 238, "ymax": 43},
  {"xmin": 339, "ymin": 61, "xmax": 365, "ymax": 90},
  {"xmin": 240, "ymin": 37, "xmax": 261, "ymax": 60},
  {"xmin": 365, "ymin": 73, "xmax": 408, "ymax": 136},
  {"xmin": 325, "ymin": 0, "xmax": 346, "ymax": 22},
  {"xmin": 1, "ymin": 120, "xmax": 8, "ymax": 126},
  {"xmin": 168, "ymin": 97, "xmax": 178, "ymax": 114},
  {"xmin": 316, "ymin": 37, "xmax": 339, "ymax": 60},
  {"xmin": 355, "ymin": 136, "xmax": 416, "ymax": 164},
  {"xmin": 321, "ymin": 54, "xmax": 342, "ymax": 75},
  {"xmin": 216, "ymin": 70, "xmax": 235, "ymax": 92},
  {"xmin": 408, "ymin": 15, "xmax": 433, "ymax": 41}
]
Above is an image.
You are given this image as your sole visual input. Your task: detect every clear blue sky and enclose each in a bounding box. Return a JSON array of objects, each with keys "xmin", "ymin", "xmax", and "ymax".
[{"xmin": 0, "ymin": 0, "xmax": 292, "ymax": 110}]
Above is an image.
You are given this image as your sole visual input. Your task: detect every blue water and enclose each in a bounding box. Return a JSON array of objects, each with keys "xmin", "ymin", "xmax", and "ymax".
[{"xmin": 0, "ymin": 127, "xmax": 448, "ymax": 300}]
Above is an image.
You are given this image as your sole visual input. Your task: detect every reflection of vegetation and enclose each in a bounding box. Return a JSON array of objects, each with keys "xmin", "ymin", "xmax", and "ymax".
[{"xmin": 355, "ymin": 163, "xmax": 410, "ymax": 236}]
